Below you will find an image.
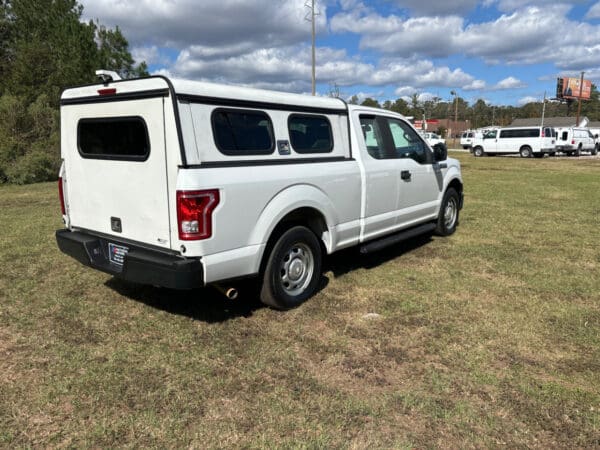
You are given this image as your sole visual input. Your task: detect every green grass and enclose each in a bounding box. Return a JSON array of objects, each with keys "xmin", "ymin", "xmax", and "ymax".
[{"xmin": 1, "ymin": 154, "xmax": 599, "ymax": 448}]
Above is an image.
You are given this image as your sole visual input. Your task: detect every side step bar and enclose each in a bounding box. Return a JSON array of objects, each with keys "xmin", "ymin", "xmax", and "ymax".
[{"xmin": 359, "ymin": 223, "xmax": 436, "ymax": 254}]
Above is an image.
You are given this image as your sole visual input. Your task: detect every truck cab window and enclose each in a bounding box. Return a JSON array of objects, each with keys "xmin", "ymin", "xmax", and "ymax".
[{"xmin": 386, "ymin": 119, "xmax": 429, "ymax": 164}]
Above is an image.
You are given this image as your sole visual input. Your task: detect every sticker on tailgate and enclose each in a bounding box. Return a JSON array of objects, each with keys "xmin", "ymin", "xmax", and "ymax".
[{"xmin": 108, "ymin": 243, "xmax": 129, "ymax": 266}]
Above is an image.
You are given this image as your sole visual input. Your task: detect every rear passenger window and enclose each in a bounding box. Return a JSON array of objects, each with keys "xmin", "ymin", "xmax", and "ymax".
[
  {"xmin": 359, "ymin": 116, "xmax": 386, "ymax": 159},
  {"xmin": 288, "ymin": 115, "xmax": 333, "ymax": 153},
  {"xmin": 212, "ymin": 109, "xmax": 274, "ymax": 155},
  {"xmin": 78, "ymin": 117, "xmax": 149, "ymax": 161}
]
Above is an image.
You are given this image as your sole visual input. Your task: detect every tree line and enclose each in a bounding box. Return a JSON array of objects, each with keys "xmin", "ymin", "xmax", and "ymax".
[
  {"xmin": 1, "ymin": 1, "xmax": 599, "ymax": 184},
  {"xmin": 0, "ymin": 0, "xmax": 147, "ymax": 184},
  {"xmin": 351, "ymin": 87, "xmax": 600, "ymax": 137}
]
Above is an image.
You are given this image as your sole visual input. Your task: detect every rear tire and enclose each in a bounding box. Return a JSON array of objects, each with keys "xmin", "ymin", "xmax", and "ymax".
[
  {"xmin": 260, "ymin": 226, "xmax": 322, "ymax": 310},
  {"xmin": 575, "ymin": 145, "xmax": 581, "ymax": 157},
  {"xmin": 592, "ymin": 145, "xmax": 598, "ymax": 156},
  {"xmin": 435, "ymin": 188, "xmax": 459, "ymax": 236},
  {"xmin": 519, "ymin": 146, "xmax": 532, "ymax": 158}
]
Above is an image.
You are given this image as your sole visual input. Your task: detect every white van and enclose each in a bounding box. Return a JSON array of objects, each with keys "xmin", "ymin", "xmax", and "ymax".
[
  {"xmin": 471, "ymin": 126, "xmax": 556, "ymax": 158},
  {"xmin": 555, "ymin": 127, "xmax": 597, "ymax": 156},
  {"xmin": 56, "ymin": 74, "xmax": 463, "ymax": 309}
]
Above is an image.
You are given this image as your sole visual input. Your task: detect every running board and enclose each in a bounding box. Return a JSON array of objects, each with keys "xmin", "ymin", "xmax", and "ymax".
[{"xmin": 359, "ymin": 223, "xmax": 436, "ymax": 254}]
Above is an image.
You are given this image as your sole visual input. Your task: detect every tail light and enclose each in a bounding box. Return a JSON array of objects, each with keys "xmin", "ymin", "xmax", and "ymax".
[
  {"xmin": 58, "ymin": 177, "xmax": 66, "ymax": 215},
  {"xmin": 176, "ymin": 189, "xmax": 220, "ymax": 240},
  {"xmin": 571, "ymin": 139, "xmax": 575, "ymax": 145}
]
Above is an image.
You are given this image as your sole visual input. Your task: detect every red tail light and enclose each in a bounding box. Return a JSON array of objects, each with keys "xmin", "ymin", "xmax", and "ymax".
[
  {"xmin": 177, "ymin": 189, "xmax": 220, "ymax": 240},
  {"xmin": 571, "ymin": 139, "xmax": 575, "ymax": 145},
  {"xmin": 58, "ymin": 177, "xmax": 66, "ymax": 215}
]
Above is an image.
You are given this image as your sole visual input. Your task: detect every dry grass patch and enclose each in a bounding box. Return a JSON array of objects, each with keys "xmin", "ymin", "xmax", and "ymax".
[{"xmin": 1, "ymin": 154, "xmax": 599, "ymax": 447}]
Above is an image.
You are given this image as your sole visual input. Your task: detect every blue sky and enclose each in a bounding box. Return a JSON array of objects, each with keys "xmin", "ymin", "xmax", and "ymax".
[{"xmin": 80, "ymin": 0, "xmax": 600, "ymax": 106}]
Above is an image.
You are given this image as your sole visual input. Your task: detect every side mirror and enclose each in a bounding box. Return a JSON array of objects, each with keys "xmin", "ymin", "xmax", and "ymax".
[{"xmin": 433, "ymin": 142, "xmax": 447, "ymax": 162}]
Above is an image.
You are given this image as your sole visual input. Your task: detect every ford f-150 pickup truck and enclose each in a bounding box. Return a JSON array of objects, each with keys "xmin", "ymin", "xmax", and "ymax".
[{"xmin": 56, "ymin": 73, "xmax": 463, "ymax": 309}]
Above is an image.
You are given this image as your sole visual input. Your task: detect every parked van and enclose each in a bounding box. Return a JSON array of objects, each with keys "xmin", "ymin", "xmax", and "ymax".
[
  {"xmin": 555, "ymin": 127, "xmax": 597, "ymax": 156},
  {"xmin": 56, "ymin": 74, "xmax": 463, "ymax": 309},
  {"xmin": 460, "ymin": 131, "xmax": 476, "ymax": 149},
  {"xmin": 471, "ymin": 126, "xmax": 556, "ymax": 158}
]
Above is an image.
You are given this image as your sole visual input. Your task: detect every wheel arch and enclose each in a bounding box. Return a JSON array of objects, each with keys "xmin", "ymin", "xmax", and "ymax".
[
  {"xmin": 446, "ymin": 177, "xmax": 463, "ymax": 208},
  {"xmin": 250, "ymin": 185, "xmax": 336, "ymax": 273}
]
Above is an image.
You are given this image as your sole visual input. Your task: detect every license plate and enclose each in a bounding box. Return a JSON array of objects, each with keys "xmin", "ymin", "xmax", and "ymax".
[{"xmin": 108, "ymin": 243, "xmax": 129, "ymax": 266}]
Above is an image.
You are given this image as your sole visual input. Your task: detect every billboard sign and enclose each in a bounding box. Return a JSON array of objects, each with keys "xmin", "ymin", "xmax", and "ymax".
[{"xmin": 556, "ymin": 77, "xmax": 592, "ymax": 100}]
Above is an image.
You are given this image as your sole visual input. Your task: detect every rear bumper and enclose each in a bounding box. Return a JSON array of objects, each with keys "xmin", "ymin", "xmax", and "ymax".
[{"xmin": 56, "ymin": 229, "xmax": 203, "ymax": 289}]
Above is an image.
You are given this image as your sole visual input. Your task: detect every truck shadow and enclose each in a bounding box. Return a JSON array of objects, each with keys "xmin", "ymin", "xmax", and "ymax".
[
  {"xmin": 323, "ymin": 233, "xmax": 434, "ymax": 277},
  {"xmin": 105, "ymin": 233, "xmax": 433, "ymax": 322},
  {"xmin": 105, "ymin": 278, "xmax": 264, "ymax": 323}
]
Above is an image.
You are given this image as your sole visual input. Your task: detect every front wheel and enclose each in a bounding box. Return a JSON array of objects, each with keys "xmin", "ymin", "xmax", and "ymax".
[
  {"xmin": 435, "ymin": 188, "xmax": 460, "ymax": 236},
  {"xmin": 260, "ymin": 226, "xmax": 322, "ymax": 309}
]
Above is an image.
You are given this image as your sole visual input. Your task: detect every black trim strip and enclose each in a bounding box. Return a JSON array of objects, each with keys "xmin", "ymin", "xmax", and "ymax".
[
  {"xmin": 184, "ymin": 156, "xmax": 354, "ymax": 169},
  {"xmin": 177, "ymin": 94, "xmax": 348, "ymax": 115},
  {"xmin": 60, "ymin": 88, "xmax": 169, "ymax": 106},
  {"xmin": 161, "ymin": 77, "xmax": 188, "ymax": 166}
]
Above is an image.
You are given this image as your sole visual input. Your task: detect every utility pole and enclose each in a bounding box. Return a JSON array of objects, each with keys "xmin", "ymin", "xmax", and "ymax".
[
  {"xmin": 576, "ymin": 71, "xmax": 584, "ymax": 126},
  {"xmin": 305, "ymin": 0, "xmax": 318, "ymax": 96},
  {"xmin": 450, "ymin": 90, "xmax": 458, "ymax": 145},
  {"xmin": 541, "ymin": 91, "xmax": 546, "ymax": 128}
]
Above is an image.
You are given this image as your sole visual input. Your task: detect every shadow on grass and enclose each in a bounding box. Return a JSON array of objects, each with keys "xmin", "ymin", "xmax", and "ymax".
[
  {"xmin": 105, "ymin": 278, "xmax": 265, "ymax": 323},
  {"xmin": 104, "ymin": 233, "xmax": 432, "ymax": 321},
  {"xmin": 324, "ymin": 233, "xmax": 434, "ymax": 277}
]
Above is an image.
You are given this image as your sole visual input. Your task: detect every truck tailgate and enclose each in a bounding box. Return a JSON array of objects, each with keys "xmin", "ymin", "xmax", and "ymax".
[{"xmin": 61, "ymin": 97, "xmax": 172, "ymax": 249}]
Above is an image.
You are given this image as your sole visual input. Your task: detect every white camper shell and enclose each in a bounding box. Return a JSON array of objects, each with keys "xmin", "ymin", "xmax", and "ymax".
[
  {"xmin": 554, "ymin": 127, "xmax": 598, "ymax": 156},
  {"xmin": 57, "ymin": 75, "xmax": 463, "ymax": 309}
]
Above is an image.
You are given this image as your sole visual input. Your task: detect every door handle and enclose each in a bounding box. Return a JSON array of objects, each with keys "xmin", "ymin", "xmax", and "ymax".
[{"xmin": 400, "ymin": 170, "xmax": 411, "ymax": 181}]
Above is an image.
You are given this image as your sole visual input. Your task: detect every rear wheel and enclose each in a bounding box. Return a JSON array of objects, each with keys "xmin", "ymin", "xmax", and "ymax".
[
  {"xmin": 260, "ymin": 226, "xmax": 322, "ymax": 310},
  {"xmin": 435, "ymin": 188, "xmax": 459, "ymax": 236},
  {"xmin": 575, "ymin": 145, "xmax": 581, "ymax": 157},
  {"xmin": 519, "ymin": 146, "xmax": 532, "ymax": 158},
  {"xmin": 473, "ymin": 146, "xmax": 484, "ymax": 157},
  {"xmin": 592, "ymin": 144, "xmax": 598, "ymax": 156}
]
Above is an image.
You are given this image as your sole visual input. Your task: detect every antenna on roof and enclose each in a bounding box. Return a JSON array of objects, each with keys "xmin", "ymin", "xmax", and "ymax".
[{"xmin": 95, "ymin": 69, "xmax": 122, "ymax": 83}]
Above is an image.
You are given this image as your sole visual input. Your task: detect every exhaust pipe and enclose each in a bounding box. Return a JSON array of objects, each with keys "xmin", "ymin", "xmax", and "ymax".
[{"xmin": 215, "ymin": 285, "xmax": 239, "ymax": 300}]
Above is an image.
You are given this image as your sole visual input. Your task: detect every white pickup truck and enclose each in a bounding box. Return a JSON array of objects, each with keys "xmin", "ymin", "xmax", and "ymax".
[{"xmin": 56, "ymin": 75, "xmax": 463, "ymax": 309}]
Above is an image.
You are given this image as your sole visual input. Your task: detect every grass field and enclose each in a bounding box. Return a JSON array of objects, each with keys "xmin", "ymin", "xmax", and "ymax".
[{"xmin": 1, "ymin": 153, "xmax": 599, "ymax": 448}]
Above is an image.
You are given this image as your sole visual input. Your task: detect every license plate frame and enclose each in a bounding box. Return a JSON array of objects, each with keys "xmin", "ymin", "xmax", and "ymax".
[{"xmin": 108, "ymin": 242, "xmax": 129, "ymax": 266}]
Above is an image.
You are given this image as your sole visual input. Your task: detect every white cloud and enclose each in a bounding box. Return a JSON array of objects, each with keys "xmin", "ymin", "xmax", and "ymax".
[
  {"xmin": 488, "ymin": 0, "xmax": 587, "ymax": 13},
  {"xmin": 80, "ymin": 0, "xmax": 326, "ymax": 52},
  {"xmin": 463, "ymin": 79, "xmax": 487, "ymax": 90},
  {"xmin": 394, "ymin": 86, "xmax": 417, "ymax": 96},
  {"xmin": 331, "ymin": 4, "xmax": 600, "ymax": 69},
  {"xmin": 493, "ymin": 76, "xmax": 526, "ymax": 90},
  {"xmin": 390, "ymin": 0, "xmax": 479, "ymax": 15},
  {"xmin": 587, "ymin": 2, "xmax": 600, "ymax": 19},
  {"xmin": 517, "ymin": 96, "xmax": 539, "ymax": 105}
]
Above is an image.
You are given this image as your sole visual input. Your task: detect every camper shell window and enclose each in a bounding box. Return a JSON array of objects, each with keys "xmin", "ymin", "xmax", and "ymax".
[
  {"xmin": 288, "ymin": 115, "xmax": 334, "ymax": 153},
  {"xmin": 78, "ymin": 117, "xmax": 150, "ymax": 161},
  {"xmin": 212, "ymin": 109, "xmax": 275, "ymax": 155}
]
